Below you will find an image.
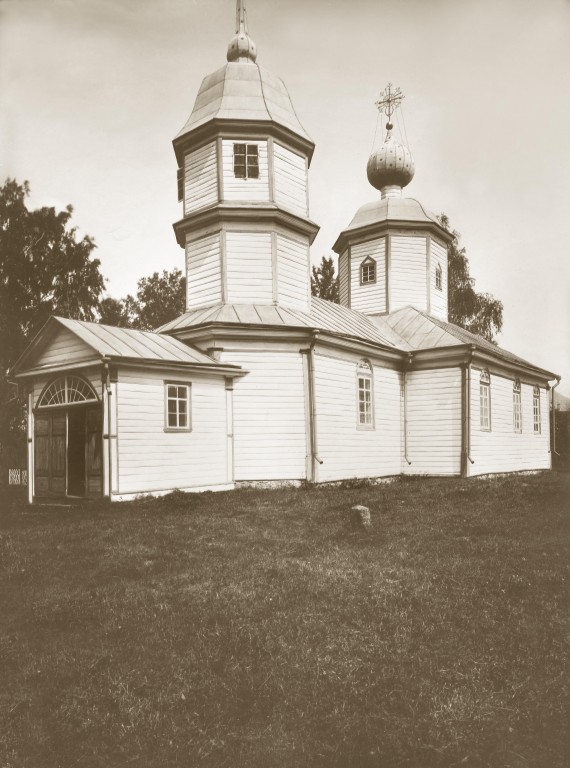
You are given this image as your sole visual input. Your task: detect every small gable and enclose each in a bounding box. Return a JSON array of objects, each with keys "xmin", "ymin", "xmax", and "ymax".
[{"xmin": 24, "ymin": 324, "xmax": 97, "ymax": 372}]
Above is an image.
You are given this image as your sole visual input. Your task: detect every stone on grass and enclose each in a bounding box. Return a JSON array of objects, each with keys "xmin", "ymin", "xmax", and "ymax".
[{"xmin": 352, "ymin": 504, "xmax": 371, "ymax": 530}]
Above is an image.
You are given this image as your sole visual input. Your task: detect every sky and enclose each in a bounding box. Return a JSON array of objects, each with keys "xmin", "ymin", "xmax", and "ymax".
[{"xmin": 2, "ymin": 0, "xmax": 569, "ymax": 393}]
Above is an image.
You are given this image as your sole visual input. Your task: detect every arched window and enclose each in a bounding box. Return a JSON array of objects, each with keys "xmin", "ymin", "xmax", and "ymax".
[
  {"xmin": 435, "ymin": 263, "xmax": 443, "ymax": 291},
  {"xmin": 357, "ymin": 359, "xmax": 374, "ymax": 428},
  {"xmin": 37, "ymin": 375, "xmax": 99, "ymax": 409},
  {"xmin": 513, "ymin": 379, "xmax": 522, "ymax": 433},
  {"xmin": 533, "ymin": 385, "xmax": 541, "ymax": 434},
  {"xmin": 479, "ymin": 369, "xmax": 491, "ymax": 431},
  {"xmin": 360, "ymin": 257, "xmax": 376, "ymax": 285}
]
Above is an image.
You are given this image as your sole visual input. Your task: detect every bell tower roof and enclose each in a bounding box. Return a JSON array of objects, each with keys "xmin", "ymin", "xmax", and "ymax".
[{"xmin": 174, "ymin": 0, "xmax": 313, "ymax": 163}]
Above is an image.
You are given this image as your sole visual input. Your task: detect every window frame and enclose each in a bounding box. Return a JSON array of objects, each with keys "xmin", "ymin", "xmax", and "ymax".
[
  {"xmin": 360, "ymin": 257, "xmax": 377, "ymax": 286},
  {"xmin": 533, "ymin": 385, "xmax": 541, "ymax": 434},
  {"xmin": 356, "ymin": 359, "xmax": 375, "ymax": 430},
  {"xmin": 479, "ymin": 369, "xmax": 491, "ymax": 431},
  {"xmin": 513, "ymin": 379, "xmax": 522, "ymax": 433},
  {"xmin": 233, "ymin": 142, "xmax": 260, "ymax": 180},
  {"xmin": 164, "ymin": 381, "xmax": 192, "ymax": 433},
  {"xmin": 435, "ymin": 263, "xmax": 443, "ymax": 291}
]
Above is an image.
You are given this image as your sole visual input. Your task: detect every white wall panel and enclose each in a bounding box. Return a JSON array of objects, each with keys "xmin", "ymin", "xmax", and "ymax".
[
  {"xmin": 404, "ymin": 368, "xmax": 462, "ymax": 475},
  {"xmin": 273, "ymin": 143, "xmax": 307, "ymax": 217},
  {"xmin": 34, "ymin": 327, "xmax": 95, "ymax": 368},
  {"xmin": 220, "ymin": 349, "xmax": 307, "ymax": 481},
  {"xmin": 183, "ymin": 142, "xmax": 218, "ymax": 215},
  {"xmin": 226, "ymin": 231, "xmax": 273, "ymax": 304},
  {"xmin": 222, "ymin": 140, "xmax": 269, "ymax": 202},
  {"xmin": 338, "ymin": 250, "xmax": 349, "ymax": 307},
  {"xmin": 314, "ymin": 353, "xmax": 401, "ymax": 481},
  {"xmin": 350, "ymin": 238, "xmax": 386, "ymax": 314},
  {"xmin": 469, "ymin": 371, "xmax": 550, "ymax": 475},
  {"xmin": 430, "ymin": 238, "xmax": 448, "ymax": 320},
  {"xmin": 390, "ymin": 235, "xmax": 427, "ymax": 312},
  {"xmin": 186, "ymin": 233, "xmax": 222, "ymax": 309},
  {"xmin": 276, "ymin": 234, "xmax": 310, "ymax": 312}
]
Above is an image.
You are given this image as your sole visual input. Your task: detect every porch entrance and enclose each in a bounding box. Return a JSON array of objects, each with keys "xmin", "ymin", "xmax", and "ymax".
[{"xmin": 34, "ymin": 375, "xmax": 103, "ymax": 498}]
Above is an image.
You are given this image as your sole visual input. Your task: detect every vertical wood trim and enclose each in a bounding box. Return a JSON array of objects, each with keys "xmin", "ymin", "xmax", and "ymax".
[
  {"xmin": 305, "ymin": 156, "xmax": 310, "ymax": 217},
  {"xmin": 461, "ymin": 364, "xmax": 467, "ymax": 477},
  {"xmin": 271, "ymin": 231, "xmax": 278, "ymax": 304},
  {"xmin": 347, "ymin": 246, "xmax": 352, "ymax": 308},
  {"xmin": 27, "ymin": 391, "xmax": 34, "ymax": 503},
  {"xmin": 426, "ymin": 235, "xmax": 431, "ymax": 314},
  {"xmin": 301, "ymin": 350, "xmax": 313, "ymax": 480},
  {"xmin": 220, "ymin": 228, "xmax": 228, "ymax": 303},
  {"xmin": 225, "ymin": 378, "xmax": 234, "ymax": 484},
  {"xmin": 114, "ymin": 379, "xmax": 120, "ymax": 495},
  {"xmin": 386, "ymin": 235, "xmax": 391, "ymax": 313},
  {"xmin": 216, "ymin": 137, "xmax": 224, "ymax": 203},
  {"xmin": 267, "ymin": 136, "xmax": 275, "ymax": 203}
]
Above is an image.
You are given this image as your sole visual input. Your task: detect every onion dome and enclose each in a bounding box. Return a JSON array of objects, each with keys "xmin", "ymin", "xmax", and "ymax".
[
  {"xmin": 227, "ymin": 0, "xmax": 257, "ymax": 63},
  {"xmin": 367, "ymin": 126, "xmax": 415, "ymax": 197}
]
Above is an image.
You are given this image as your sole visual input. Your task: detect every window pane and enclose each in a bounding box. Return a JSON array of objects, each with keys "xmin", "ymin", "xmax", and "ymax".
[
  {"xmin": 247, "ymin": 145, "xmax": 259, "ymax": 179},
  {"xmin": 168, "ymin": 412, "xmax": 177, "ymax": 427},
  {"xmin": 233, "ymin": 144, "xmax": 247, "ymax": 178}
]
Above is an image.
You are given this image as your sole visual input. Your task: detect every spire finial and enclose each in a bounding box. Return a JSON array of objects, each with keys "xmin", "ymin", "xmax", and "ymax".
[
  {"xmin": 227, "ymin": 0, "xmax": 257, "ymax": 63},
  {"xmin": 375, "ymin": 83, "xmax": 404, "ymax": 139}
]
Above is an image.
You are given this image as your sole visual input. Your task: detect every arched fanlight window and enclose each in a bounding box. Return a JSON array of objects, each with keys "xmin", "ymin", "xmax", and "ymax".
[
  {"xmin": 37, "ymin": 375, "xmax": 99, "ymax": 408},
  {"xmin": 360, "ymin": 257, "xmax": 376, "ymax": 285},
  {"xmin": 513, "ymin": 379, "xmax": 522, "ymax": 433},
  {"xmin": 357, "ymin": 359, "xmax": 374, "ymax": 428},
  {"xmin": 532, "ymin": 385, "xmax": 541, "ymax": 434},
  {"xmin": 435, "ymin": 263, "xmax": 443, "ymax": 291},
  {"xmin": 479, "ymin": 369, "xmax": 491, "ymax": 430}
]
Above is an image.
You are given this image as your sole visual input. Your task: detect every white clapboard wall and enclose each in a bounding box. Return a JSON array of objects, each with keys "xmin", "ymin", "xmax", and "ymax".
[
  {"xmin": 349, "ymin": 238, "xmax": 387, "ymax": 314},
  {"xmin": 184, "ymin": 142, "xmax": 218, "ymax": 215},
  {"xmin": 186, "ymin": 233, "xmax": 222, "ymax": 308},
  {"xmin": 276, "ymin": 233, "xmax": 310, "ymax": 312},
  {"xmin": 390, "ymin": 235, "xmax": 427, "ymax": 312},
  {"xmin": 221, "ymin": 140, "xmax": 270, "ymax": 202},
  {"xmin": 469, "ymin": 371, "xmax": 550, "ymax": 475},
  {"xmin": 273, "ymin": 142, "xmax": 308, "ymax": 217},
  {"xmin": 430, "ymin": 238, "xmax": 448, "ymax": 320}
]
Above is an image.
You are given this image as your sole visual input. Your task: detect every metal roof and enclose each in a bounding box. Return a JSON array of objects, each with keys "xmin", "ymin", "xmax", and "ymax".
[
  {"xmin": 343, "ymin": 197, "xmax": 441, "ymax": 232},
  {"xmin": 10, "ymin": 317, "xmax": 242, "ymax": 376},
  {"xmin": 175, "ymin": 62, "xmax": 312, "ymax": 144},
  {"xmin": 379, "ymin": 306, "xmax": 557, "ymax": 375},
  {"xmin": 158, "ymin": 298, "xmax": 409, "ymax": 350}
]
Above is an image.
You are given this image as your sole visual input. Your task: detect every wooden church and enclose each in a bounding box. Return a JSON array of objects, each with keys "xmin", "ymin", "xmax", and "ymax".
[{"xmin": 10, "ymin": 1, "xmax": 558, "ymax": 502}]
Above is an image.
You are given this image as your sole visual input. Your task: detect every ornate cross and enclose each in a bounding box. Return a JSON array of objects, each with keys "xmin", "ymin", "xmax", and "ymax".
[{"xmin": 375, "ymin": 83, "xmax": 404, "ymax": 123}]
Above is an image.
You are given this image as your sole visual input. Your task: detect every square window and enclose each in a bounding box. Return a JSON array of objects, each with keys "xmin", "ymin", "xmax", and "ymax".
[
  {"xmin": 233, "ymin": 143, "xmax": 259, "ymax": 179},
  {"xmin": 360, "ymin": 260, "xmax": 376, "ymax": 285},
  {"xmin": 165, "ymin": 383, "xmax": 191, "ymax": 431}
]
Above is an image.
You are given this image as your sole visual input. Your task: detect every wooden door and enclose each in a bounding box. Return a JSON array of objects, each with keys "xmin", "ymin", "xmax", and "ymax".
[
  {"xmin": 34, "ymin": 412, "xmax": 66, "ymax": 496},
  {"xmin": 85, "ymin": 407, "xmax": 103, "ymax": 498}
]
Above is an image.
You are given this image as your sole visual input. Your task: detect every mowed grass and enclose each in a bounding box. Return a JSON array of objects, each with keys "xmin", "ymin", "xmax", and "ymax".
[{"xmin": 1, "ymin": 474, "xmax": 569, "ymax": 768}]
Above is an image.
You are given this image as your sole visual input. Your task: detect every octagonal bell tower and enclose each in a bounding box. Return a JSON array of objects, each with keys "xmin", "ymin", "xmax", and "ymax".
[
  {"xmin": 172, "ymin": 0, "xmax": 319, "ymax": 314},
  {"xmin": 333, "ymin": 85, "xmax": 453, "ymax": 320}
]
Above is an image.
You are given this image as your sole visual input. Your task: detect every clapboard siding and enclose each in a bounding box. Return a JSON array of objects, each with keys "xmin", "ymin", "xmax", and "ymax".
[
  {"xmin": 220, "ymin": 349, "xmax": 307, "ymax": 480},
  {"xmin": 273, "ymin": 142, "xmax": 307, "ymax": 217},
  {"xmin": 34, "ymin": 327, "xmax": 95, "ymax": 368},
  {"xmin": 430, "ymin": 238, "xmax": 448, "ymax": 320},
  {"xmin": 350, "ymin": 238, "xmax": 386, "ymax": 314},
  {"xmin": 390, "ymin": 235, "xmax": 427, "ymax": 311},
  {"xmin": 222, "ymin": 140, "xmax": 269, "ymax": 202},
  {"xmin": 116, "ymin": 369, "xmax": 228, "ymax": 493},
  {"xmin": 226, "ymin": 231, "xmax": 273, "ymax": 303},
  {"xmin": 469, "ymin": 371, "xmax": 550, "ymax": 475},
  {"xmin": 186, "ymin": 233, "xmax": 222, "ymax": 309},
  {"xmin": 338, "ymin": 250, "xmax": 349, "ymax": 306},
  {"xmin": 404, "ymin": 368, "xmax": 462, "ymax": 475},
  {"xmin": 276, "ymin": 234, "xmax": 309, "ymax": 311},
  {"xmin": 183, "ymin": 142, "xmax": 218, "ymax": 214},
  {"xmin": 314, "ymin": 354, "xmax": 401, "ymax": 481}
]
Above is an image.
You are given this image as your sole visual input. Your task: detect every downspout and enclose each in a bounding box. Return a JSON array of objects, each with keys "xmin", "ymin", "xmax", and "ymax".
[
  {"xmin": 403, "ymin": 353, "xmax": 412, "ymax": 466},
  {"xmin": 306, "ymin": 332, "xmax": 323, "ymax": 481},
  {"xmin": 551, "ymin": 376, "xmax": 561, "ymax": 458},
  {"xmin": 464, "ymin": 346, "xmax": 475, "ymax": 474},
  {"xmin": 102, "ymin": 357, "xmax": 113, "ymax": 499}
]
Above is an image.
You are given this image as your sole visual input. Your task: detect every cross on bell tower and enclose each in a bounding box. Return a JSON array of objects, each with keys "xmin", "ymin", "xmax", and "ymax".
[{"xmin": 375, "ymin": 83, "xmax": 405, "ymax": 138}]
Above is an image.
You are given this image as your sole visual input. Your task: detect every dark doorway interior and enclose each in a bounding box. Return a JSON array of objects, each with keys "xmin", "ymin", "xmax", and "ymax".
[{"xmin": 67, "ymin": 408, "xmax": 86, "ymax": 497}]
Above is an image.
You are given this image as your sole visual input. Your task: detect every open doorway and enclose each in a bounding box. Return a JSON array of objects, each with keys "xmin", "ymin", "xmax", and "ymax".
[{"xmin": 68, "ymin": 408, "xmax": 86, "ymax": 496}]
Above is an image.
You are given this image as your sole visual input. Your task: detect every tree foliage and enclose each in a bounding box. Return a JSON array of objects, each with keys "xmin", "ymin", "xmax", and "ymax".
[
  {"xmin": 0, "ymin": 179, "xmax": 105, "ymax": 470},
  {"xmin": 100, "ymin": 269, "xmax": 186, "ymax": 331},
  {"xmin": 439, "ymin": 214, "xmax": 503, "ymax": 343},
  {"xmin": 311, "ymin": 256, "xmax": 339, "ymax": 303}
]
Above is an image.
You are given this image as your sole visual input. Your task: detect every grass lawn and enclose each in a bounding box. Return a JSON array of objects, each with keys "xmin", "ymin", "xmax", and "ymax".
[{"xmin": 1, "ymin": 473, "xmax": 569, "ymax": 768}]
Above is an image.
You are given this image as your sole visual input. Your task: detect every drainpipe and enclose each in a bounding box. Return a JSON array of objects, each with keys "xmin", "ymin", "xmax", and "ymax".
[
  {"xmin": 102, "ymin": 357, "xmax": 113, "ymax": 499},
  {"xmin": 403, "ymin": 353, "xmax": 412, "ymax": 466},
  {"xmin": 462, "ymin": 346, "xmax": 476, "ymax": 477},
  {"xmin": 305, "ymin": 332, "xmax": 323, "ymax": 482},
  {"xmin": 550, "ymin": 376, "xmax": 561, "ymax": 458}
]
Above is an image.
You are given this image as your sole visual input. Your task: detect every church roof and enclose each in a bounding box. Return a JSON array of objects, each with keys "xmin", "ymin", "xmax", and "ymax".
[
  {"xmin": 10, "ymin": 316, "xmax": 243, "ymax": 377},
  {"xmin": 379, "ymin": 306, "xmax": 557, "ymax": 376},
  {"xmin": 345, "ymin": 197, "xmax": 440, "ymax": 231},
  {"xmin": 158, "ymin": 297, "xmax": 410, "ymax": 351},
  {"xmin": 175, "ymin": 62, "xmax": 312, "ymax": 145}
]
